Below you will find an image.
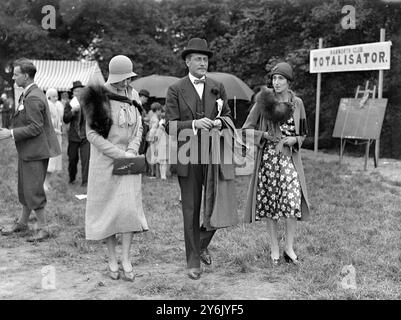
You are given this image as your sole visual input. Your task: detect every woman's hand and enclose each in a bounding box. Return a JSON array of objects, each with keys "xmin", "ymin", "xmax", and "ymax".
[
  {"xmin": 282, "ymin": 136, "xmax": 297, "ymax": 146},
  {"xmin": 125, "ymin": 150, "xmax": 138, "ymax": 158},
  {"xmin": 263, "ymin": 132, "xmax": 279, "ymax": 142}
]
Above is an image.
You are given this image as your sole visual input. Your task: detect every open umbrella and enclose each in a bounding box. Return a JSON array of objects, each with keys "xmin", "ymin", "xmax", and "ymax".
[
  {"xmin": 131, "ymin": 75, "xmax": 180, "ymax": 98},
  {"xmin": 207, "ymin": 72, "xmax": 254, "ymax": 120},
  {"xmin": 206, "ymin": 72, "xmax": 254, "ymax": 101}
]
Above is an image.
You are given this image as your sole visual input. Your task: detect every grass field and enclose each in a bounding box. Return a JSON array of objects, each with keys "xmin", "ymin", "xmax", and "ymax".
[{"xmin": 0, "ymin": 136, "xmax": 400, "ymax": 300}]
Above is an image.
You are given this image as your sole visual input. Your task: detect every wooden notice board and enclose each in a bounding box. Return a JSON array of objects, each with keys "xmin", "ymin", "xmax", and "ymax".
[{"xmin": 332, "ymin": 98, "xmax": 388, "ymax": 140}]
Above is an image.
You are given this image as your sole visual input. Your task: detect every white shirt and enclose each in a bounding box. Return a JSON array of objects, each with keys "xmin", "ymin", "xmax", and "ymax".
[
  {"xmin": 188, "ymin": 73, "xmax": 205, "ymax": 100},
  {"xmin": 188, "ymin": 73, "xmax": 206, "ymax": 135}
]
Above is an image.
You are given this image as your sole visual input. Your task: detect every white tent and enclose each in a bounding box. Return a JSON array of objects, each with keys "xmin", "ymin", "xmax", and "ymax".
[{"xmin": 14, "ymin": 59, "xmax": 105, "ymax": 102}]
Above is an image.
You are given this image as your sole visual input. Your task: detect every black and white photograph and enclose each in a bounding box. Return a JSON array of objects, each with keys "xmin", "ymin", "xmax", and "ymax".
[{"xmin": 0, "ymin": 0, "xmax": 400, "ymax": 303}]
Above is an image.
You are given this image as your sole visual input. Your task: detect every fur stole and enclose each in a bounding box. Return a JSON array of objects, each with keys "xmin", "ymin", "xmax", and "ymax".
[
  {"xmin": 80, "ymin": 85, "xmax": 142, "ymax": 138},
  {"xmin": 255, "ymin": 86, "xmax": 293, "ymax": 124}
]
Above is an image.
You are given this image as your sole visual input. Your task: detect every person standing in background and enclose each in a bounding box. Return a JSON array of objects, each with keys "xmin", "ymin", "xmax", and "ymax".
[
  {"xmin": 44, "ymin": 88, "xmax": 64, "ymax": 191},
  {"xmin": 138, "ymin": 89, "xmax": 150, "ymax": 112},
  {"xmin": 146, "ymin": 102, "xmax": 162, "ymax": 178},
  {"xmin": 155, "ymin": 105, "xmax": 169, "ymax": 180},
  {"xmin": 137, "ymin": 89, "xmax": 150, "ymax": 157},
  {"xmin": 1, "ymin": 93, "xmax": 13, "ymax": 128},
  {"xmin": 63, "ymin": 81, "xmax": 90, "ymax": 187},
  {"xmin": 60, "ymin": 92, "xmax": 70, "ymax": 107}
]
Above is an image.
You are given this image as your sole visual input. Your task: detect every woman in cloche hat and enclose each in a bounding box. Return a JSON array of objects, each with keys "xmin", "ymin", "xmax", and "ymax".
[
  {"xmin": 81, "ymin": 55, "xmax": 148, "ymax": 281},
  {"xmin": 243, "ymin": 62, "xmax": 310, "ymax": 266}
]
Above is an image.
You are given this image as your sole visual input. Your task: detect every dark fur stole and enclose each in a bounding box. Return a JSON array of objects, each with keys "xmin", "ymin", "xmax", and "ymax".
[
  {"xmin": 80, "ymin": 85, "xmax": 143, "ymax": 138},
  {"xmin": 255, "ymin": 86, "xmax": 293, "ymax": 124}
]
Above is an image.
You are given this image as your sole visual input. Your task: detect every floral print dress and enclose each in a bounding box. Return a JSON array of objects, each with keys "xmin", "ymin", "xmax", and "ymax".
[{"xmin": 255, "ymin": 116, "xmax": 302, "ymax": 220}]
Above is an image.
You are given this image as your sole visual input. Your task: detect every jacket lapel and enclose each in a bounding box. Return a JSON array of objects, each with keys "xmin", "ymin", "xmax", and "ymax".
[
  {"xmin": 204, "ymin": 78, "xmax": 216, "ymax": 119},
  {"xmin": 179, "ymin": 76, "xmax": 197, "ymax": 118},
  {"xmin": 13, "ymin": 84, "xmax": 38, "ymax": 118}
]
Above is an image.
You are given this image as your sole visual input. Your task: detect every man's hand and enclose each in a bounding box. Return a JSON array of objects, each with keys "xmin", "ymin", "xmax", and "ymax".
[
  {"xmin": 282, "ymin": 136, "xmax": 297, "ymax": 146},
  {"xmin": 213, "ymin": 119, "xmax": 222, "ymax": 130},
  {"xmin": 0, "ymin": 129, "xmax": 12, "ymax": 140},
  {"xmin": 194, "ymin": 117, "xmax": 214, "ymax": 130},
  {"xmin": 70, "ymin": 97, "xmax": 80, "ymax": 113}
]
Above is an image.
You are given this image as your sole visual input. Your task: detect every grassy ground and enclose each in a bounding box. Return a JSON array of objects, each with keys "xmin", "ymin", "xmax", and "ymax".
[{"xmin": 0, "ymin": 136, "xmax": 400, "ymax": 299}]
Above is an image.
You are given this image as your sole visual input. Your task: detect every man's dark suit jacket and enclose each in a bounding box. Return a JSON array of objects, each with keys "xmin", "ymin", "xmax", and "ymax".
[
  {"xmin": 12, "ymin": 84, "xmax": 61, "ymax": 161},
  {"xmin": 165, "ymin": 76, "xmax": 234, "ymax": 178},
  {"xmin": 63, "ymin": 100, "xmax": 87, "ymax": 142}
]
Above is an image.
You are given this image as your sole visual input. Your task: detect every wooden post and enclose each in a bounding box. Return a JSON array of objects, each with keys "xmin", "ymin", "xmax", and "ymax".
[
  {"xmin": 376, "ymin": 28, "xmax": 385, "ymax": 167},
  {"xmin": 234, "ymin": 96, "xmax": 237, "ymax": 119},
  {"xmin": 314, "ymin": 38, "xmax": 323, "ymax": 155},
  {"xmin": 364, "ymin": 140, "xmax": 370, "ymax": 171}
]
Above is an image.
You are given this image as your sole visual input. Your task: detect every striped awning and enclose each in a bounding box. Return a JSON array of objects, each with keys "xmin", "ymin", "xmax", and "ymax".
[{"xmin": 30, "ymin": 60, "xmax": 105, "ymax": 91}]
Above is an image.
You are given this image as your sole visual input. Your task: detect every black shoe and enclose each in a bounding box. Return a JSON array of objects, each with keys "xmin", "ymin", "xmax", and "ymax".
[
  {"xmin": 200, "ymin": 249, "xmax": 212, "ymax": 265},
  {"xmin": 1, "ymin": 220, "xmax": 29, "ymax": 236},
  {"xmin": 26, "ymin": 229, "xmax": 50, "ymax": 242},
  {"xmin": 283, "ymin": 251, "xmax": 299, "ymax": 264}
]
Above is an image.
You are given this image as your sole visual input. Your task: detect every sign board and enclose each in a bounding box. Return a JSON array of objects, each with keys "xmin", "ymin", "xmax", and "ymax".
[
  {"xmin": 310, "ymin": 41, "xmax": 391, "ymax": 73},
  {"xmin": 332, "ymin": 98, "xmax": 388, "ymax": 140}
]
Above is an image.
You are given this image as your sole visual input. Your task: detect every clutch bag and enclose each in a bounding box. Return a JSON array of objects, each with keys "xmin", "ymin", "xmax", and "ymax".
[{"xmin": 112, "ymin": 155, "xmax": 146, "ymax": 175}]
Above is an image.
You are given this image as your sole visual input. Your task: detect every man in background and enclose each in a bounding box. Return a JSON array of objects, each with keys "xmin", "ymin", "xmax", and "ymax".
[
  {"xmin": 1, "ymin": 93, "xmax": 13, "ymax": 128},
  {"xmin": 63, "ymin": 81, "xmax": 90, "ymax": 187},
  {"xmin": 138, "ymin": 89, "xmax": 150, "ymax": 158}
]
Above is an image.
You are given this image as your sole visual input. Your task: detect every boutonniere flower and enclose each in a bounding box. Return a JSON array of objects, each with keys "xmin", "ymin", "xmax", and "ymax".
[
  {"xmin": 211, "ymin": 88, "xmax": 219, "ymax": 95},
  {"xmin": 216, "ymin": 98, "xmax": 224, "ymax": 117},
  {"xmin": 18, "ymin": 104, "xmax": 24, "ymax": 111}
]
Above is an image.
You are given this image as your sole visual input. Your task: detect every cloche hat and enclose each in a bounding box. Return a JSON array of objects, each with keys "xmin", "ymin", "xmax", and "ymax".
[
  {"xmin": 270, "ymin": 62, "xmax": 294, "ymax": 81},
  {"xmin": 106, "ymin": 55, "xmax": 137, "ymax": 84}
]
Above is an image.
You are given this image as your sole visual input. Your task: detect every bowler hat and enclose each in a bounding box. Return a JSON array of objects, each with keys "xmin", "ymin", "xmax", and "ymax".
[
  {"xmin": 71, "ymin": 80, "xmax": 84, "ymax": 91},
  {"xmin": 139, "ymin": 89, "xmax": 150, "ymax": 98},
  {"xmin": 106, "ymin": 55, "xmax": 138, "ymax": 84},
  {"xmin": 270, "ymin": 62, "xmax": 294, "ymax": 81},
  {"xmin": 181, "ymin": 38, "xmax": 213, "ymax": 60}
]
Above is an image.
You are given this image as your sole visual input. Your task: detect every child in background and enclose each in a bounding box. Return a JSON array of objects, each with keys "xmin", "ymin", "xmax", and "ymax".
[
  {"xmin": 146, "ymin": 102, "xmax": 162, "ymax": 177},
  {"xmin": 155, "ymin": 105, "xmax": 170, "ymax": 180}
]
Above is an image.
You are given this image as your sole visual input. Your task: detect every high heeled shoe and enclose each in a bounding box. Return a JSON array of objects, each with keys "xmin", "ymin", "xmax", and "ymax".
[
  {"xmin": 283, "ymin": 251, "xmax": 299, "ymax": 264},
  {"xmin": 121, "ymin": 263, "xmax": 135, "ymax": 282},
  {"xmin": 107, "ymin": 266, "xmax": 120, "ymax": 280}
]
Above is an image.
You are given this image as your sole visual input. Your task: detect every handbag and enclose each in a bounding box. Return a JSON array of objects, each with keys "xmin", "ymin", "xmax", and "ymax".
[{"xmin": 112, "ymin": 155, "xmax": 146, "ymax": 175}]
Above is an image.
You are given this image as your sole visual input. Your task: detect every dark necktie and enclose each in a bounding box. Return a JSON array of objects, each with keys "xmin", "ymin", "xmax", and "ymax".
[{"xmin": 193, "ymin": 78, "xmax": 205, "ymax": 85}]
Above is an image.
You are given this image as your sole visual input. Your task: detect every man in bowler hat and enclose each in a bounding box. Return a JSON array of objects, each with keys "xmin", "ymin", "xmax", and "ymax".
[
  {"xmin": 165, "ymin": 38, "xmax": 233, "ymax": 280},
  {"xmin": 0, "ymin": 58, "xmax": 61, "ymax": 241},
  {"xmin": 63, "ymin": 80, "xmax": 90, "ymax": 186}
]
